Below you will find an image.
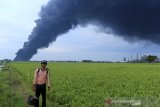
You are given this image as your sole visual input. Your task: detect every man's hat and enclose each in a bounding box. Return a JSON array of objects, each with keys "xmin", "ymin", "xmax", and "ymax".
[{"xmin": 41, "ymin": 60, "xmax": 47, "ymax": 65}]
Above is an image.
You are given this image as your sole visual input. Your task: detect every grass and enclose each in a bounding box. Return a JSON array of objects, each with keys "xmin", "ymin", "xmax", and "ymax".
[
  {"xmin": 0, "ymin": 64, "xmax": 28, "ymax": 107},
  {"xmin": 2, "ymin": 62, "xmax": 160, "ymax": 106}
]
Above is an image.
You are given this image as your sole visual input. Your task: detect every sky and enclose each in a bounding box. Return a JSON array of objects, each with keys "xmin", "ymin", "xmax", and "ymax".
[{"xmin": 1, "ymin": 0, "xmax": 160, "ymax": 61}]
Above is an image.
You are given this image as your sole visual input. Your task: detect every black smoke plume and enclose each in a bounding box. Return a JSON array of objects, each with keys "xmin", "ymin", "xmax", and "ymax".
[{"xmin": 14, "ymin": 0, "xmax": 160, "ymax": 61}]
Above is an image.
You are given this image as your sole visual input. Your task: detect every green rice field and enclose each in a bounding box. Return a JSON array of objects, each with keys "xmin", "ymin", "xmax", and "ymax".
[{"xmin": 1, "ymin": 62, "xmax": 160, "ymax": 107}]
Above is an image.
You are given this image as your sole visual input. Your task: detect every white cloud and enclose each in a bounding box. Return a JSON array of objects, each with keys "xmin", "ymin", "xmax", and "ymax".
[{"xmin": 43, "ymin": 46, "xmax": 70, "ymax": 53}]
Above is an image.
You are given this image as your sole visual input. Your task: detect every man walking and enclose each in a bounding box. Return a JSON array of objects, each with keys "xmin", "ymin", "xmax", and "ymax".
[{"xmin": 33, "ymin": 60, "xmax": 51, "ymax": 107}]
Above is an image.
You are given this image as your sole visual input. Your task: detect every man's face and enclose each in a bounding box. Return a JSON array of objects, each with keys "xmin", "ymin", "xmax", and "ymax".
[{"xmin": 41, "ymin": 63, "xmax": 47, "ymax": 68}]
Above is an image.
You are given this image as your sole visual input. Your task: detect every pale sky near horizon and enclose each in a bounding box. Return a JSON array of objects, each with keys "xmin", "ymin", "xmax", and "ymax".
[{"xmin": 1, "ymin": 0, "xmax": 160, "ymax": 61}]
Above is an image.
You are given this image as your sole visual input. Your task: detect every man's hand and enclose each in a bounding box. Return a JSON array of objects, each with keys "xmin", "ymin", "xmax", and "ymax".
[
  {"xmin": 48, "ymin": 86, "xmax": 51, "ymax": 91},
  {"xmin": 33, "ymin": 85, "xmax": 36, "ymax": 92}
]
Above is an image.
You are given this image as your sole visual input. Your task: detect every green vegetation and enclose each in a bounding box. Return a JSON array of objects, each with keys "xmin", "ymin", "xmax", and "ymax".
[
  {"xmin": 1, "ymin": 62, "xmax": 160, "ymax": 106},
  {"xmin": 147, "ymin": 55, "xmax": 158, "ymax": 63},
  {"xmin": 0, "ymin": 61, "xmax": 3, "ymax": 65},
  {"xmin": 0, "ymin": 64, "xmax": 28, "ymax": 107}
]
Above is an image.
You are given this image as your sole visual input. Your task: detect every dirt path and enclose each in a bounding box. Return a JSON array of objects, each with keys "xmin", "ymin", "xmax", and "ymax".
[{"xmin": 7, "ymin": 65, "xmax": 33, "ymax": 107}]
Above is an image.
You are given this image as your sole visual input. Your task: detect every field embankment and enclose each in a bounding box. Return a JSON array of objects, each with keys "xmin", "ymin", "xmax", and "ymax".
[{"xmin": 0, "ymin": 64, "xmax": 28, "ymax": 107}]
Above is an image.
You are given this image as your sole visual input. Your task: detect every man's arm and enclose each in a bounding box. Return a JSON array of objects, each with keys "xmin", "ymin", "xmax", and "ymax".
[
  {"xmin": 47, "ymin": 70, "xmax": 51, "ymax": 87},
  {"xmin": 33, "ymin": 68, "xmax": 38, "ymax": 85}
]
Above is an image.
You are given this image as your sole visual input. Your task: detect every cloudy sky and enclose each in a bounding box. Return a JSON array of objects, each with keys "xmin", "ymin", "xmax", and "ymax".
[{"xmin": 1, "ymin": 0, "xmax": 160, "ymax": 61}]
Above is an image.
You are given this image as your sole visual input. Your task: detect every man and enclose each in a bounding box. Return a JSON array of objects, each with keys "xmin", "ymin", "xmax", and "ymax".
[{"xmin": 33, "ymin": 60, "xmax": 51, "ymax": 107}]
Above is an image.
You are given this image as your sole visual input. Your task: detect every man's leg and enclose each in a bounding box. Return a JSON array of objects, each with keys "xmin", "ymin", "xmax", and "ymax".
[
  {"xmin": 35, "ymin": 85, "xmax": 40, "ymax": 107},
  {"xmin": 41, "ymin": 84, "xmax": 46, "ymax": 107}
]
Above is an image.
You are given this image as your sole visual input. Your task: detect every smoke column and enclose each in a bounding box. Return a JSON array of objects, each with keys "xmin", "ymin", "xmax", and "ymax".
[{"xmin": 14, "ymin": 0, "xmax": 160, "ymax": 61}]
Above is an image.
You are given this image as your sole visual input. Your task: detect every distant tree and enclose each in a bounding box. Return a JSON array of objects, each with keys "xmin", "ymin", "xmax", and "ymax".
[
  {"xmin": 81, "ymin": 60, "xmax": 93, "ymax": 63},
  {"xmin": 147, "ymin": 55, "xmax": 157, "ymax": 63}
]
